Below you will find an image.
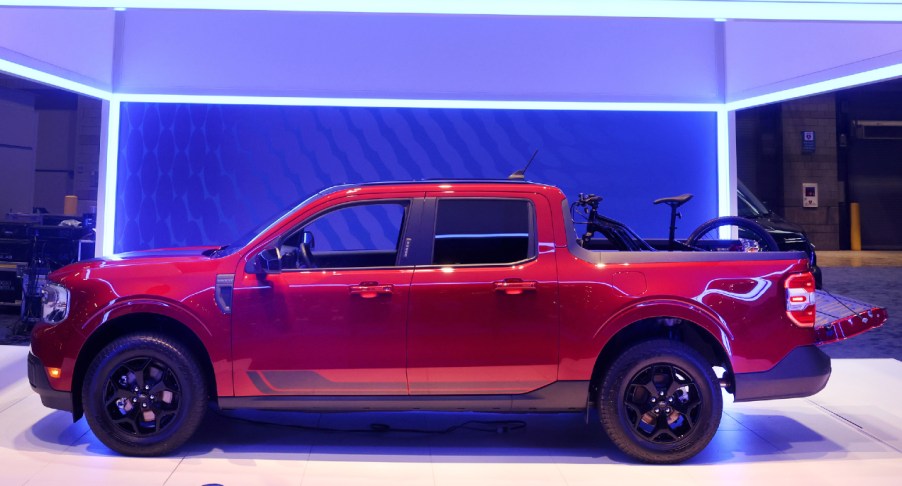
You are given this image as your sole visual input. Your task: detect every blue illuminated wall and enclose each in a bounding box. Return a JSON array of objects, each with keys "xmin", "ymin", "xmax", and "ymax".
[{"xmin": 115, "ymin": 104, "xmax": 717, "ymax": 252}]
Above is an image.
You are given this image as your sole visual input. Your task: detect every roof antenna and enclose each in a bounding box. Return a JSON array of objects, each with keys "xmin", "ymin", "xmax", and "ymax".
[{"xmin": 508, "ymin": 149, "xmax": 538, "ymax": 180}]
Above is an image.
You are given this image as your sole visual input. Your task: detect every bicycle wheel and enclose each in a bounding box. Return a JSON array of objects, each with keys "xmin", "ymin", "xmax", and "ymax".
[{"xmin": 686, "ymin": 216, "xmax": 780, "ymax": 252}]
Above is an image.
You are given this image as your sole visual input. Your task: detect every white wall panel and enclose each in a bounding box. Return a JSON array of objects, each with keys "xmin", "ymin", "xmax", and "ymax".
[
  {"xmin": 115, "ymin": 10, "xmax": 722, "ymax": 103},
  {"xmin": 0, "ymin": 7, "xmax": 115, "ymax": 90},
  {"xmin": 725, "ymin": 20, "xmax": 902, "ymax": 102}
]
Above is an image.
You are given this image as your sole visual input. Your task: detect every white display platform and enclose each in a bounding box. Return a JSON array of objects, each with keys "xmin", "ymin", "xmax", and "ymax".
[{"xmin": 2, "ymin": 345, "xmax": 900, "ymax": 485}]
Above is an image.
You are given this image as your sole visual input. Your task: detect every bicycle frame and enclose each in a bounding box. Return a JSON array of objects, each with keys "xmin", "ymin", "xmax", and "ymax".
[
  {"xmin": 571, "ymin": 196, "xmax": 655, "ymax": 252},
  {"xmin": 572, "ymin": 193, "xmax": 780, "ymax": 254}
]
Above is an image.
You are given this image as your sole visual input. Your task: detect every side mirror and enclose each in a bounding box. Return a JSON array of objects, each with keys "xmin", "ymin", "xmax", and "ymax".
[{"xmin": 245, "ymin": 248, "xmax": 282, "ymax": 275}]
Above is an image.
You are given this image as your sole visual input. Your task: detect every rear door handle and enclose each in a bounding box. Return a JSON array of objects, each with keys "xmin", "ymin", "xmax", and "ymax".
[
  {"xmin": 493, "ymin": 279, "xmax": 538, "ymax": 295},
  {"xmin": 349, "ymin": 282, "xmax": 394, "ymax": 299}
]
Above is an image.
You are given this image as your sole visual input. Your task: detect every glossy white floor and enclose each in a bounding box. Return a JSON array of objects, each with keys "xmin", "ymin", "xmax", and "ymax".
[{"xmin": 2, "ymin": 346, "xmax": 900, "ymax": 486}]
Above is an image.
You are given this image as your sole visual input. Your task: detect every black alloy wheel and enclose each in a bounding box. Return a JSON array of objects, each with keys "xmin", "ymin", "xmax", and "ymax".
[
  {"xmin": 599, "ymin": 339, "xmax": 722, "ymax": 464},
  {"xmin": 102, "ymin": 357, "xmax": 181, "ymax": 436},
  {"xmin": 622, "ymin": 363, "xmax": 701, "ymax": 443},
  {"xmin": 82, "ymin": 334, "xmax": 207, "ymax": 456}
]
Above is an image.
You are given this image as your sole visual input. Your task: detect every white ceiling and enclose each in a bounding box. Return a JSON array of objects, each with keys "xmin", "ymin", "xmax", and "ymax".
[
  {"xmin": 0, "ymin": 2, "xmax": 900, "ymax": 108},
  {"xmin": 5, "ymin": 1, "xmax": 902, "ymax": 21}
]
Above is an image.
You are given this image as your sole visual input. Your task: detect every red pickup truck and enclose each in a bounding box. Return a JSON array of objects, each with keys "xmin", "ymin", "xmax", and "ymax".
[{"xmin": 29, "ymin": 180, "xmax": 885, "ymax": 463}]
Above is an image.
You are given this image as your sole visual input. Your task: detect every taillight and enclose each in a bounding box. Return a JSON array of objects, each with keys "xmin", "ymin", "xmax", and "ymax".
[{"xmin": 785, "ymin": 272, "xmax": 816, "ymax": 327}]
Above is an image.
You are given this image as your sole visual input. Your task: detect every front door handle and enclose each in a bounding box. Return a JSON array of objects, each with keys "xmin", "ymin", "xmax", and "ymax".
[
  {"xmin": 349, "ymin": 282, "xmax": 394, "ymax": 299},
  {"xmin": 494, "ymin": 279, "xmax": 538, "ymax": 295}
]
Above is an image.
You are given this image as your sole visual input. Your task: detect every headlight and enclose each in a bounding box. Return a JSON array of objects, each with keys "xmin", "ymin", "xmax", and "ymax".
[{"xmin": 42, "ymin": 283, "xmax": 70, "ymax": 324}]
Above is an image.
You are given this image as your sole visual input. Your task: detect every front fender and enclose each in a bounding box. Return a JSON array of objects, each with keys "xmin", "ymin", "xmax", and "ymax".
[
  {"xmin": 76, "ymin": 293, "xmax": 233, "ymax": 397},
  {"xmin": 81, "ymin": 297, "xmax": 215, "ymax": 339}
]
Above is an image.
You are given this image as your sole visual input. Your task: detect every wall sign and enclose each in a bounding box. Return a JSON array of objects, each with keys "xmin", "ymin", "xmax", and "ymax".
[
  {"xmin": 802, "ymin": 131, "xmax": 816, "ymax": 154},
  {"xmin": 803, "ymin": 182, "xmax": 818, "ymax": 208}
]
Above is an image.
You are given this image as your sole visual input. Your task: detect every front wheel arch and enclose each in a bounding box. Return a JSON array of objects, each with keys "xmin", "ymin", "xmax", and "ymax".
[{"xmin": 72, "ymin": 313, "xmax": 216, "ymax": 421}]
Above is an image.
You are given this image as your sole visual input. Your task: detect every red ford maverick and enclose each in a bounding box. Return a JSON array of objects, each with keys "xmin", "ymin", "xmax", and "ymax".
[{"xmin": 28, "ymin": 180, "xmax": 886, "ymax": 463}]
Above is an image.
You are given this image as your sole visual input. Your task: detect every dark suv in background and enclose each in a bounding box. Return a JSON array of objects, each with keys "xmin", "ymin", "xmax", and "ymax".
[{"xmin": 738, "ymin": 181, "xmax": 822, "ymax": 288}]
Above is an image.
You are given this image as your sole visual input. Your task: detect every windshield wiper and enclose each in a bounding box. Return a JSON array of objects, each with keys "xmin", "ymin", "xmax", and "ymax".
[{"xmin": 203, "ymin": 245, "xmax": 229, "ymax": 258}]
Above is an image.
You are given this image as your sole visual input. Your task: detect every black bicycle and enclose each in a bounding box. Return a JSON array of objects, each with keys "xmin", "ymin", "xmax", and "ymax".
[{"xmin": 571, "ymin": 192, "xmax": 779, "ymax": 252}]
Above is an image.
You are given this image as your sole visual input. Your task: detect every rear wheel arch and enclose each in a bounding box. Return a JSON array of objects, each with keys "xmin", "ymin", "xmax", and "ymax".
[
  {"xmin": 588, "ymin": 316, "xmax": 732, "ymax": 404},
  {"xmin": 71, "ymin": 313, "xmax": 216, "ymax": 420}
]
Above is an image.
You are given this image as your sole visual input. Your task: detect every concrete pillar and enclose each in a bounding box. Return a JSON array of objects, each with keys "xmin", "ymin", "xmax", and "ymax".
[{"xmin": 781, "ymin": 93, "xmax": 840, "ymax": 250}]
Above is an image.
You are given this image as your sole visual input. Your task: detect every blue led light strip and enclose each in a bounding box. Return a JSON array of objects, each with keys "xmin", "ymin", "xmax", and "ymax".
[
  {"xmin": 726, "ymin": 64, "xmax": 902, "ymax": 111},
  {"xmin": 110, "ymin": 94, "xmax": 722, "ymax": 112},
  {"xmin": 97, "ymin": 100, "xmax": 120, "ymax": 257},
  {"xmin": 0, "ymin": 59, "xmax": 108, "ymax": 99}
]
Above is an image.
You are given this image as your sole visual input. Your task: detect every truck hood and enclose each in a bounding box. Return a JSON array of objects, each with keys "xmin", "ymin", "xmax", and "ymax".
[
  {"xmin": 48, "ymin": 246, "xmax": 222, "ymax": 282},
  {"xmin": 104, "ymin": 246, "xmax": 220, "ymax": 261}
]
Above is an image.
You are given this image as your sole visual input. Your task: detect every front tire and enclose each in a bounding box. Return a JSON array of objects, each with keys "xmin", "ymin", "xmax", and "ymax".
[
  {"xmin": 82, "ymin": 334, "xmax": 207, "ymax": 456},
  {"xmin": 598, "ymin": 340, "xmax": 722, "ymax": 464}
]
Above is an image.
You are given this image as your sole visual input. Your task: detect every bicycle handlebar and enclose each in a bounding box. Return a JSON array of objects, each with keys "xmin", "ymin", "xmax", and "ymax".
[{"xmin": 576, "ymin": 193, "xmax": 603, "ymax": 209}]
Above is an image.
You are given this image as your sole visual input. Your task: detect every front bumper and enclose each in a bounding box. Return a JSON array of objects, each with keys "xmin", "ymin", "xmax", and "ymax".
[
  {"xmin": 732, "ymin": 345, "xmax": 831, "ymax": 402},
  {"xmin": 27, "ymin": 352, "xmax": 73, "ymax": 413}
]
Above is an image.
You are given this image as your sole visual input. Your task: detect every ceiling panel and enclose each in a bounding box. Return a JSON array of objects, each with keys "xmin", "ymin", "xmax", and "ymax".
[
  {"xmin": 0, "ymin": 7, "xmax": 114, "ymax": 90},
  {"xmin": 114, "ymin": 10, "xmax": 722, "ymax": 103}
]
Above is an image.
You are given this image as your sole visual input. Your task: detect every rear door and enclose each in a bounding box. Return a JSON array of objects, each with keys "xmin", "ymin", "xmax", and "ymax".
[{"xmin": 407, "ymin": 192, "xmax": 560, "ymax": 395}]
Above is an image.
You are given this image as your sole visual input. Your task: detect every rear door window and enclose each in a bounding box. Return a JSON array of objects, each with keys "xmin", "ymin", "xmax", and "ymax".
[{"xmin": 432, "ymin": 199, "xmax": 535, "ymax": 265}]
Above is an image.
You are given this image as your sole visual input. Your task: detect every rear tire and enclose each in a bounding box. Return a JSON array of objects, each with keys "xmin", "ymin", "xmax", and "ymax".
[
  {"xmin": 687, "ymin": 216, "xmax": 780, "ymax": 252},
  {"xmin": 598, "ymin": 339, "xmax": 722, "ymax": 464},
  {"xmin": 81, "ymin": 334, "xmax": 207, "ymax": 456}
]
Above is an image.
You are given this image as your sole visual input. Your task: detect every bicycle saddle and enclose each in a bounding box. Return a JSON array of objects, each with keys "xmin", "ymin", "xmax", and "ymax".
[{"xmin": 653, "ymin": 193, "xmax": 693, "ymax": 207}]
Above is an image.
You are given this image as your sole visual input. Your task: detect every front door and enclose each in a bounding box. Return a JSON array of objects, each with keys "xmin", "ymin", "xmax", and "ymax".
[{"xmin": 231, "ymin": 197, "xmax": 420, "ymax": 396}]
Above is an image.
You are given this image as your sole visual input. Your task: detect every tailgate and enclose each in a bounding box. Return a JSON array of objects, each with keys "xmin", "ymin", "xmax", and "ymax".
[{"xmin": 814, "ymin": 290, "xmax": 888, "ymax": 343}]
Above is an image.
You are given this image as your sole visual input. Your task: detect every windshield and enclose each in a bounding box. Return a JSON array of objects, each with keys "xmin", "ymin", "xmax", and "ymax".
[
  {"xmin": 737, "ymin": 180, "xmax": 770, "ymax": 218},
  {"xmin": 214, "ymin": 185, "xmax": 348, "ymax": 257}
]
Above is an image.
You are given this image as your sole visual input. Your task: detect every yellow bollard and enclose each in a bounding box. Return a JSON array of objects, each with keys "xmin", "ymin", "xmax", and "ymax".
[
  {"xmin": 850, "ymin": 202, "xmax": 861, "ymax": 251},
  {"xmin": 63, "ymin": 195, "xmax": 78, "ymax": 216}
]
